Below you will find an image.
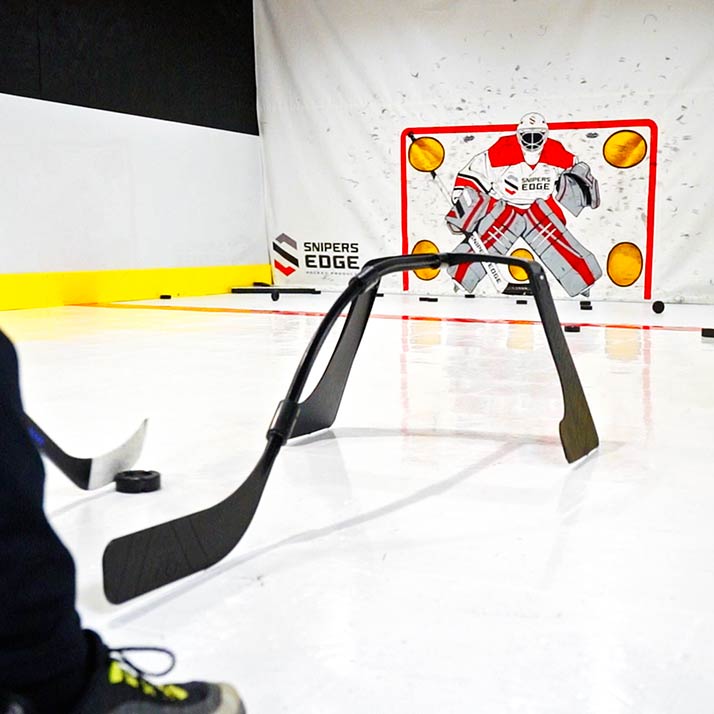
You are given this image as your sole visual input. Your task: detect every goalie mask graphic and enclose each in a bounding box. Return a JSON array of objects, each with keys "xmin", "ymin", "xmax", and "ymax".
[
  {"xmin": 445, "ymin": 112, "xmax": 603, "ymax": 297},
  {"xmin": 517, "ymin": 112, "xmax": 549, "ymax": 158}
]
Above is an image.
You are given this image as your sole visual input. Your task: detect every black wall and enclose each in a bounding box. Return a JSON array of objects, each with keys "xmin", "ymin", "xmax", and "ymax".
[{"xmin": 0, "ymin": 0, "xmax": 258, "ymax": 134}]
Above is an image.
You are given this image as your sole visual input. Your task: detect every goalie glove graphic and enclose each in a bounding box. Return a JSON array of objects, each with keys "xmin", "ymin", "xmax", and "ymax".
[{"xmin": 555, "ymin": 162, "xmax": 601, "ymax": 217}]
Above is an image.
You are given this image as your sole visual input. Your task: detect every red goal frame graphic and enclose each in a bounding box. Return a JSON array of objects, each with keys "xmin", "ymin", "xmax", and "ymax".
[{"xmin": 400, "ymin": 119, "xmax": 658, "ymax": 299}]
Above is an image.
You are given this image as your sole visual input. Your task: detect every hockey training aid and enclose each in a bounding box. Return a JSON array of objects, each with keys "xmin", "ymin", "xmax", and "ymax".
[
  {"xmin": 102, "ymin": 252, "xmax": 599, "ymax": 603},
  {"xmin": 24, "ymin": 413, "xmax": 149, "ymax": 490}
]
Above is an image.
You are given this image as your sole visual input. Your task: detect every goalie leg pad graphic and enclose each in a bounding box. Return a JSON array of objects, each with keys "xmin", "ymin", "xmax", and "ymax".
[
  {"xmin": 523, "ymin": 198, "xmax": 602, "ymax": 297},
  {"xmin": 447, "ymin": 241, "xmax": 487, "ymax": 292},
  {"xmin": 474, "ymin": 200, "xmax": 523, "ymax": 255}
]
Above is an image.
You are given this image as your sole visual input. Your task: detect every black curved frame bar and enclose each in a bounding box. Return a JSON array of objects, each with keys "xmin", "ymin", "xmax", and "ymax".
[{"xmin": 102, "ymin": 252, "xmax": 598, "ymax": 603}]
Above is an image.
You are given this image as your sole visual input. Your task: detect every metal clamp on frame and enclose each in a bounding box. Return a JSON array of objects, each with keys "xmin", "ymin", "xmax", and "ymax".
[{"xmin": 267, "ymin": 399, "xmax": 301, "ymax": 444}]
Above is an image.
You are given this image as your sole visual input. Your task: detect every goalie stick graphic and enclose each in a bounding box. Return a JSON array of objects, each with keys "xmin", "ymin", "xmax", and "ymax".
[{"xmin": 445, "ymin": 112, "xmax": 603, "ymax": 297}]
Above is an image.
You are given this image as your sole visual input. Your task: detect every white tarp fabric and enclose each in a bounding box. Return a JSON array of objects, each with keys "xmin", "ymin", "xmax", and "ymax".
[{"xmin": 255, "ymin": 0, "xmax": 712, "ymax": 303}]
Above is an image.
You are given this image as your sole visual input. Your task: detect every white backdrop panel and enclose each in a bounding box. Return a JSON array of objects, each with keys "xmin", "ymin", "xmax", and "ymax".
[
  {"xmin": 256, "ymin": 0, "xmax": 713, "ymax": 303},
  {"xmin": 0, "ymin": 93, "xmax": 267, "ymax": 273}
]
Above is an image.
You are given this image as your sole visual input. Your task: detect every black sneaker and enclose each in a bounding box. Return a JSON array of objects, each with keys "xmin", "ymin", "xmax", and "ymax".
[{"xmin": 70, "ymin": 631, "xmax": 245, "ymax": 714}]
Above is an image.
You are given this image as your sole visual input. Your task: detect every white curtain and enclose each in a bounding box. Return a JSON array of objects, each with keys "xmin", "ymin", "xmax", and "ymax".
[{"xmin": 256, "ymin": 0, "xmax": 713, "ymax": 303}]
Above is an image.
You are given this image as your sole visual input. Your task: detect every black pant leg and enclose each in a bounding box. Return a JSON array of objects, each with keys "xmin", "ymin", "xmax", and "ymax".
[{"xmin": 0, "ymin": 330, "xmax": 88, "ymax": 710}]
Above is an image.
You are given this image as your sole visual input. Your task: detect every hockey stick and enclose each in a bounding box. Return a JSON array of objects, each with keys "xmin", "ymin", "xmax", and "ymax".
[
  {"xmin": 24, "ymin": 413, "xmax": 149, "ymax": 490},
  {"xmin": 102, "ymin": 252, "xmax": 598, "ymax": 603}
]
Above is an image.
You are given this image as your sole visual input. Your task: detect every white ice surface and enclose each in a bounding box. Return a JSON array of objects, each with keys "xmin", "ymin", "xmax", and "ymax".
[{"xmin": 2, "ymin": 291, "xmax": 713, "ymax": 714}]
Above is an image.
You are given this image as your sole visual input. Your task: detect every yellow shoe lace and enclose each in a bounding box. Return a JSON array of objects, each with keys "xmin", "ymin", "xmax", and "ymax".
[{"xmin": 107, "ymin": 647, "xmax": 189, "ymax": 701}]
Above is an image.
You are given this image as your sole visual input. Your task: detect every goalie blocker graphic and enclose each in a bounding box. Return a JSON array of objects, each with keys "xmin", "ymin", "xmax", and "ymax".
[{"xmin": 445, "ymin": 112, "xmax": 602, "ymax": 297}]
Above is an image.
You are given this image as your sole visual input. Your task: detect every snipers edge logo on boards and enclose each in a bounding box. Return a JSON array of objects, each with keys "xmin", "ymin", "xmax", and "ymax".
[
  {"xmin": 272, "ymin": 233, "xmax": 299, "ymax": 276},
  {"xmin": 303, "ymin": 241, "xmax": 360, "ymax": 273},
  {"xmin": 272, "ymin": 234, "xmax": 361, "ymax": 278}
]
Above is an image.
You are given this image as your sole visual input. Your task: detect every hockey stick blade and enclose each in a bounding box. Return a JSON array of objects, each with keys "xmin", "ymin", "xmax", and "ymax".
[
  {"xmin": 24, "ymin": 414, "xmax": 149, "ymax": 490},
  {"xmin": 103, "ymin": 442, "xmax": 279, "ymax": 603}
]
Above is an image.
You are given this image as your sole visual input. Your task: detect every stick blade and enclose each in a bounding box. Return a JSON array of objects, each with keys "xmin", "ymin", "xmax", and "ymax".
[
  {"xmin": 103, "ymin": 511, "xmax": 221, "ymax": 603},
  {"xmin": 87, "ymin": 419, "xmax": 149, "ymax": 490},
  {"xmin": 559, "ymin": 405, "xmax": 599, "ymax": 463},
  {"xmin": 103, "ymin": 462, "xmax": 271, "ymax": 603}
]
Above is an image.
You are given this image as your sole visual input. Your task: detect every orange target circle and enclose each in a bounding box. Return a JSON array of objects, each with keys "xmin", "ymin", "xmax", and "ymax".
[
  {"xmin": 408, "ymin": 137, "xmax": 445, "ymax": 173},
  {"xmin": 508, "ymin": 248, "xmax": 535, "ymax": 282},
  {"xmin": 607, "ymin": 242, "xmax": 643, "ymax": 287},
  {"xmin": 603, "ymin": 130, "xmax": 647, "ymax": 169},
  {"xmin": 411, "ymin": 239, "xmax": 441, "ymax": 280}
]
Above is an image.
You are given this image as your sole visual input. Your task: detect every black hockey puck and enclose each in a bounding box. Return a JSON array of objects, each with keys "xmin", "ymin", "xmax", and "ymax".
[
  {"xmin": 159, "ymin": 294, "xmax": 172, "ymax": 300},
  {"xmin": 564, "ymin": 325, "xmax": 581, "ymax": 333},
  {"xmin": 702, "ymin": 328, "xmax": 714, "ymax": 339},
  {"xmin": 464, "ymin": 294, "xmax": 475, "ymax": 299},
  {"xmin": 652, "ymin": 300, "xmax": 665, "ymax": 314},
  {"xmin": 516, "ymin": 299, "xmax": 528, "ymax": 305},
  {"xmin": 115, "ymin": 470, "xmax": 161, "ymax": 493},
  {"xmin": 419, "ymin": 296, "xmax": 438, "ymax": 302}
]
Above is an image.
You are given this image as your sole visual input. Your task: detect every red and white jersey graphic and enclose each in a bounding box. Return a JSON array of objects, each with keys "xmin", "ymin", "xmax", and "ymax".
[{"xmin": 454, "ymin": 135, "xmax": 576, "ymax": 208}]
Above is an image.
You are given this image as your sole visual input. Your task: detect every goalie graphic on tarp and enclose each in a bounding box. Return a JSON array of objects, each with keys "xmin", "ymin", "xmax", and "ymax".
[{"xmin": 446, "ymin": 112, "xmax": 602, "ymax": 297}]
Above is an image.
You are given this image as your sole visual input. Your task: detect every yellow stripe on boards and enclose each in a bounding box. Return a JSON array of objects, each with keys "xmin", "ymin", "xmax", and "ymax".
[{"xmin": 0, "ymin": 265, "xmax": 272, "ymax": 310}]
